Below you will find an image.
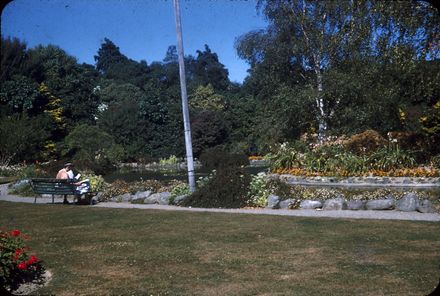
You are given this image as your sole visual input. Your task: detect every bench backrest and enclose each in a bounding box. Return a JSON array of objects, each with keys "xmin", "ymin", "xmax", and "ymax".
[{"xmin": 31, "ymin": 178, "xmax": 77, "ymax": 195}]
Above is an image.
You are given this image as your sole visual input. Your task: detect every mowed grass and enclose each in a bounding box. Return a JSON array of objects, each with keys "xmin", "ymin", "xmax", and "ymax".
[{"xmin": 0, "ymin": 201, "xmax": 439, "ymax": 295}]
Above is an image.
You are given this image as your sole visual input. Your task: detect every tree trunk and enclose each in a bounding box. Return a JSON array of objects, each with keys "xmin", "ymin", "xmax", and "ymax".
[{"xmin": 314, "ymin": 57, "xmax": 327, "ymax": 143}]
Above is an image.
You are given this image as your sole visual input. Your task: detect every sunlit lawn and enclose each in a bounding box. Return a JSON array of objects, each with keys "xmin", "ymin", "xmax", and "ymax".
[{"xmin": 1, "ymin": 201, "xmax": 439, "ymax": 295}]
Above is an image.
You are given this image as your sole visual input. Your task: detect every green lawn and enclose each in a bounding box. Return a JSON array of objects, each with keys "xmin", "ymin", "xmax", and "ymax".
[{"xmin": 1, "ymin": 201, "xmax": 439, "ymax": 296}]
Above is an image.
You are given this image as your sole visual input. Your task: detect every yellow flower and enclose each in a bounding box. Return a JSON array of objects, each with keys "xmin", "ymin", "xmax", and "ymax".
[{"xmin": 398, "ymin": 108, "xmax": 406, "ymax": 121}]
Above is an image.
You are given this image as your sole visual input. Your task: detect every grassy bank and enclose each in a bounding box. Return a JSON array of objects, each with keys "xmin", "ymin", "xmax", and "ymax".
[{"xmin": 0, "ymin": 201, "xmax": 439, "ymax": 295}]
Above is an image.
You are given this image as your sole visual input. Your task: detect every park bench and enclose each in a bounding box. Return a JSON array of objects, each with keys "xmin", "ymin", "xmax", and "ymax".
[{"xmin": 30, "ymin": 178, "xmax": 95, "ymax": 205}]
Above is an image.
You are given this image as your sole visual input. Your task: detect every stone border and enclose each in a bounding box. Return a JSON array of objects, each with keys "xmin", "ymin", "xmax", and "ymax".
[{"xmin": 274, "ymin": 174, "xmax": 440, "ymax": 188}]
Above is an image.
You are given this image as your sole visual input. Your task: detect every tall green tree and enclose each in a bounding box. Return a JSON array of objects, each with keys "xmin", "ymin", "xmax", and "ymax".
[
  {"xmin": 191, "ymin": 110, "xmax": 229, "ymax": 157},
  {"xmin": 0, "ymin": 37, "xmax": 27, "ymax": 82},
  {"xmin": 189, "ymin": 84, "xmax": 225, "ymax": 111},
  {"xmin": 94, "ymin": 38, "xmax": 150, "ymax": 87},
  {"xmin": 0, "ymin": 75, "xmax": 39, "ymax": 115},
  {"xmin": 26, "ymin": 45, "xmax": 101, "ymax": 126},
  {"xmin": 189, "ymin": 45, "xmax": 230, "ymax": 91},
  {"xmin": 64, "ymin": 123, "xmax": 124, "ymax": 170},
  {"xmin": 0, "ymin": 115, "xmax": 49, "ymax": 165},
  {"xmin": 236, "ymin": 0, "xmax": 439, "ymax": 141}
]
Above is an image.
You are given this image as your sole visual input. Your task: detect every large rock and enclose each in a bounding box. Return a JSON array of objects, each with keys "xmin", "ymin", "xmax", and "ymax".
[
  {"xmin": 365, "ymin": 199, "xmax": 395, "ymax": 210},
  {"xmin": 135, "ymin": 190, "xmax": 152, "ymax": 199},
  {"xmin": 131, "ymin": 190, "xmax": 152, "ymax": 203},
  {"xmin": 417, "ymin": 199, "xmax": 436, "ymax": 213},
  {"xmin": 347, "ymin": 200, "xmax": 365, "ymax": 210},
  {"xmin": 91, "ymin": 193, "xmax": 101, "ymax": 204},
  {"xmin": 396, "ymin": 193, "xmax": 419, "ymax": 212},
  {"xmin": 173, "ymin": 195, "xmax": 188, "ymax": 205},
  {"xmin": 157, "ymin": 192, "xmax": 172, "ymax": 205},
  {"xmin": 266, "ymin": 194, "xmax": 280, "ymax": 209},
  {"xmin": 145, "ymin": 192, "xmax": 171, "ymax": 205},
  {"xmin": 112, "ymin": 193, "xmax": 131, "ymax": 202},
  {"xmin": 323, "ymin": 197, "xmax": 347, "ymax": 210},
  {"xmin": 144, "ymin": 193, "xmax": 160, "ymax": 204},
  {"xmin": 300, "ymin": 200, "xmax": 323, "ymax": 209},
  {"xmin": 279, "ymin": 198, "xmax": 295, "ymax": 209}
]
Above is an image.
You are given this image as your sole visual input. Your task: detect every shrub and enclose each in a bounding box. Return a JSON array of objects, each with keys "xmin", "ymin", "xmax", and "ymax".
[
  {"xmin": 80, "ymin": 171, "xmax": 106, "ymax": 192},
  {"xmin": 387, "ymin": 131, "xmax": 429, "ymax": 163},
  {"xmin": 324, "ymin": 150, "xmax": 368, "ymax": 175},
  {"xmin": 199, "ymin": 147, "xmax": 249, "ymax": 170},
  {"xmin": 387, "ymin": 132, "xmax": 426, "ymax": 151},
  {"xmin": 247, "ymin": 173, "xmax": 296, "ymax": 208},
  {"xmin": 247, "ymin": 172, "xmax": 270, "ymax": 207},
  {"xmin": 368, "ymin": 145, "xmax": 416, "ymax": 171},
  {"xmin": 303, "ymin": 145, "xmax": 345, "ymax": 173},
  {"xmin": 0, "ymin": 230, "xmax": 45, "ymax": 293},
  {"xmin": 17, "ymin": 165, "xmax": 48, "ymax": 179},
  {"xmin": 266, "ymin": 142, "xmax": 305, "ymax": 170},
  {"xmin": 196, "ymin": 170, "xmax": 216, "ymax": 189},
  {"xmin": 100, "ymin": 180, "xmax": 130, "ymax": 201},
  {"xmin": 344, "ymin": 130, "xmax": 387, "ymax": 155},
  {"xmin": 169, "ymin": 182, "xmax": 191, "ymax": 204},
  {"xmin": 182, "ymin": 166, "xmax": 251, "ymax": 208},
  {"xmin": 0, "ymin": 166, "xmax": 21, "ymax": 178},
  {"xmin": 170, "ymin": 182, "xmax": 190, "ymax": 198},
  {"xmin": 0, "ymin": 115, "xmax": 49, "ymax": 166},
  {"xmin": 0, "ymin": 164, "xmax": 48, "ymax": 179},
  {"xmin": 191, "ymin": 111, "xmax": 229, "ymax": 157},
  {"xmin": 431, "ymin": 155, "xmax": 440, "ymax": 169},
  {"xmin": 159, "ymin": 155, "xmax": 180, "ymax": 165},
  {"xmin": 64, "ymin": 124, "xmax": 125, "ymax": 173}
]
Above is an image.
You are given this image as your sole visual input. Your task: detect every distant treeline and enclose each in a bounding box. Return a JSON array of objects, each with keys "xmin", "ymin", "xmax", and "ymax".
[{"xmin": 1, "ymin": 0, "xmax": 439, "ymax": 170}]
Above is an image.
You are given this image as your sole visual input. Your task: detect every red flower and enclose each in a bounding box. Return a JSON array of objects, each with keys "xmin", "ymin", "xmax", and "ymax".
[
  {"xmin": 27, "ymin": 255, "xmax": 38, "ymax": 265},
  {"xmin": 10, "ymin": 230, "xmax": 21, "ymax": 237},
  {"xmin": 13, "ymin": 249, "xmax": 23, "ymax": 261},
  {"xmin": 17, "ymin": 262, "xmax": 27, "ymax": 270}
]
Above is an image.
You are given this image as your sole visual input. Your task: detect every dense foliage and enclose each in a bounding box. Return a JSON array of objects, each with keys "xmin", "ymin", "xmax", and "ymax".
[
  {"xmin": 182, "ymin": 165, "xmax": 252, "ymax": 208},
  {"xmin": 1, "ymin": 0, "xmax": 439, "ymax": 171}
]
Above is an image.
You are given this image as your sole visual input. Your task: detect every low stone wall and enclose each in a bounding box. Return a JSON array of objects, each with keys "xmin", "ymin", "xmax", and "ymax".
[
  {"xmin": 266, "ymin": 192, "xmax": 436, "ymax": 213},
  {"xmin": 274, "ymin": 174, "xmax": 440, "ymax": 188},
  {"xmin": 268, "ymin": 174, "xmax": 439, "ymax": 213}
]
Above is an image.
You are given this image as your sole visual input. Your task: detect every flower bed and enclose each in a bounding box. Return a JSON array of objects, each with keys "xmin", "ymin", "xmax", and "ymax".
[
  {"xmin": 0, "ymin": 229, "xmax": 46, "ymax": 293},
  {"xmin": 272, "ymin": 166, "xmax": 439, "ymax": 177}
]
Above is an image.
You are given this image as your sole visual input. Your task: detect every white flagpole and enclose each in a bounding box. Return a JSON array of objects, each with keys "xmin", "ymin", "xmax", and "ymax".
[{"xmin": 173, "ymin": 0, "xmax": 196, "ymax": 192}]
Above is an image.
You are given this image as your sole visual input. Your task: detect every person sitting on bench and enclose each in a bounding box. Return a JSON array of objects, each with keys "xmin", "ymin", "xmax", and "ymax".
[{"xmin": 56, "ymin": 163, "xmax": 90, "ymax": 204}]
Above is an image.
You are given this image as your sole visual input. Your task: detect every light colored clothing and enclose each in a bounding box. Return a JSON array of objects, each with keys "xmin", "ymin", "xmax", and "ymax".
[
  {"xmin": 67, "ymin": 170, "xmax": 75, "ymax": 180},
  {"xmin": 76, "ymin": 182, "xmax": 91, "ymax": 194}
]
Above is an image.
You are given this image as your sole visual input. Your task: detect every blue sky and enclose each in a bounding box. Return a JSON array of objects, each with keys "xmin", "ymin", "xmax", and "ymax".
[{"xmin": 1, "ymin": 0, "xmax": 268, "ymax": 83}]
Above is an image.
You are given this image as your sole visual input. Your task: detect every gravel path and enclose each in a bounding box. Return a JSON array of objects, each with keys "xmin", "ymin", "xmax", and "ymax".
[{"xmin": 1, "ymin": 184, "xmax": 439, "ymax": 222}]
